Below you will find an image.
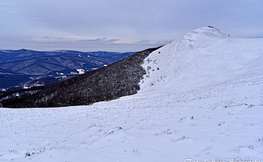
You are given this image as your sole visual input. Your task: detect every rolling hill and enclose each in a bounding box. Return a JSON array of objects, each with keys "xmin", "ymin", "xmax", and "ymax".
[{"xmin": 0, "ymin": 50, "xmax": 134, "ymax": 89}]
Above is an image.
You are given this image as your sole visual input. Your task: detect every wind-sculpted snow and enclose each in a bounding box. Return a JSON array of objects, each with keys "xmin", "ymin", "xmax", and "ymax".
[
  {"xmin": 162, "ymin": 27, "xmax": 228, "ymax": 53},
  {"xmin": 0, "ymin": 27, "xmax": 262, "ymax": 162}
]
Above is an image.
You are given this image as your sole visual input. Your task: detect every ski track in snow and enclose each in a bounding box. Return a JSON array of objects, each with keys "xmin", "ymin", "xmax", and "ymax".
[{"xmin": 1, "ymin": 27, "xmax": 263, "ymax": 162}]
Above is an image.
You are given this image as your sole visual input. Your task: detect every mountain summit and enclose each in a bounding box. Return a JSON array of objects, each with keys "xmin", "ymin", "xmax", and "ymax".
[
  {"xmin": 159, "ymin": 26, "xmax": 229, "ymax": 53},
  {"xmin": 139, "ymin": 26, "xmax": 262, "ymax": 101}
]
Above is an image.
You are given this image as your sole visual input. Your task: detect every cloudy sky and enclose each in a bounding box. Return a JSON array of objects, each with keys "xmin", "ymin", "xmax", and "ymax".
[{"xmin": 0, "ymin": 0, "xmax": 262, "ymax": 52}]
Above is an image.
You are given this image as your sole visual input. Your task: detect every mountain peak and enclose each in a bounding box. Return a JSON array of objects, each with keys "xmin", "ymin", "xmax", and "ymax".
[
  {"xmin": 140, "ymin": 27, "xmax": 262, "ymax": 96},
  {"xmin": 168, "ymin": 26, "xmax": 229, "ymax": 51},
  {"xmin": 184, "ymin": 26, "xmax": 229, "ymax": 39}
]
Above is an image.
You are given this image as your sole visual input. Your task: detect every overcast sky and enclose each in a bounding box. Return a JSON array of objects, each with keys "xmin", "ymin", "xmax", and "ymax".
[{"xmin": 0, "ymin": 0, "xmax": 262, "ymax": 52}]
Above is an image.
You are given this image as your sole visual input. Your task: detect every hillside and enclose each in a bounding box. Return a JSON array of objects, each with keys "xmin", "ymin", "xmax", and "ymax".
[
  {"xmin": 0, "ymin": 27, "xmax": 262, "ymax": 162},
  {"xmin": 2, "ymin": 47, "xmax": 160, "ymax": 107}
]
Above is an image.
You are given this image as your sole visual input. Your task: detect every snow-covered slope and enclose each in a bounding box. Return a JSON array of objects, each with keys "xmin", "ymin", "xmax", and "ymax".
[
  {"xmin": 141, "ymin": 27, "xmax": 262, "ymax": 96},
  {"xmin": 0, "ymin": 27, "xmax": 262, "ymax": 162}
]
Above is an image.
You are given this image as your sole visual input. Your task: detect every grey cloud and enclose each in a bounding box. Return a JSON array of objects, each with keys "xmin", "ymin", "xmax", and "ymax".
[{"xmin": 78, "ymin": 38, "xmax": 119, "ymax": 43}]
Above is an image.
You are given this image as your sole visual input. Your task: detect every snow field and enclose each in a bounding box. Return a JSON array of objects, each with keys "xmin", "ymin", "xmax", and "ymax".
[{"xmin": 1, "ymin": 91, "xmax": 262, "ymax": 162}]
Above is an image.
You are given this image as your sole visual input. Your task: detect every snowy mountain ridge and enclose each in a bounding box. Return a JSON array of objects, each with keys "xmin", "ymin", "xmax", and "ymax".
[
  {"xmin": 140, "ymin": 27, "xmax": 262, "ymax": 98},
  {"xmin": 164, "ymin": 27, "xmax": 228, "ymax": 52},
  {"xmin": 0, "ymin": 27, "xmax": 262, "ymax": 162}
]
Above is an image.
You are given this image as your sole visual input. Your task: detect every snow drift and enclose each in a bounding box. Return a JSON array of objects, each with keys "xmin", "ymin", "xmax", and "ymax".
[{"xmin": 0, "ymin": 27, "xmax": 262, "ymax": 162}]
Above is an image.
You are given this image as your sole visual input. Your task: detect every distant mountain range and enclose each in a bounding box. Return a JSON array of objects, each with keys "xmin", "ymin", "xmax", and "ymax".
[{"xmin": 0, "ymin": 49, "xmax": 135, "ymax": 89}]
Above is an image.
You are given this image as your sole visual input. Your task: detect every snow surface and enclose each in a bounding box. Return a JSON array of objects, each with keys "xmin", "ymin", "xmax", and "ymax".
[{"xmin": 1, "ymin": 27, "xmax": 263, "ymax": 162}]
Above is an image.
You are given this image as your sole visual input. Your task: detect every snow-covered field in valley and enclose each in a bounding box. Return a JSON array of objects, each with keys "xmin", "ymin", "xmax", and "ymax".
[{"xmin": 1, "ymin": 27, "xmax": 263, "ymax": 162}]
